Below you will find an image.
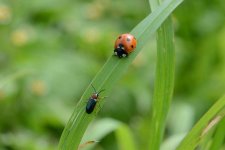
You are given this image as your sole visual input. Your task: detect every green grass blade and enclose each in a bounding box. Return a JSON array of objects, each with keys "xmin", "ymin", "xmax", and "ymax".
[
  {"xmin": 58, "ymin": 0, "xmax": 183, "ymax": 149},
  {"xmin": 147, "ymin": 0, "xmax": 176, "ymax": 149},
  {"xmin": 176, "ymin": 95, "xmax": 225, "ymax": 150},
  {"xmin": 116, "ymin": 124, "xmax": 137, "ymax": 150},
  {"xmin": 209, "ymin": 116, "xmax": 225, "ymax": 150},
  {"xmin": 81, "ymin": 118, "xmax": 121, "ymax": 150}
]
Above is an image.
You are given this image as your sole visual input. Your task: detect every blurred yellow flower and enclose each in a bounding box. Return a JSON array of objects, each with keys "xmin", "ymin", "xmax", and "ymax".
[
  {"xmin": 11, "ymin": 29, "xmax": 28, "ymax": 46},
  {"xmin": 0, "ymin": 5, "xmax": 11, "ymax": 24},
  {"xmin": 31, "ymin": 80, "xmax": 46, "ymax": 96}
]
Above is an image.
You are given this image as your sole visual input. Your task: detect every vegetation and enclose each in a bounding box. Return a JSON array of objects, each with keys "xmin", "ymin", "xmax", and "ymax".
[{"xmin": 0, "ymin": 0, "xmax": 224, "ymax": 150}]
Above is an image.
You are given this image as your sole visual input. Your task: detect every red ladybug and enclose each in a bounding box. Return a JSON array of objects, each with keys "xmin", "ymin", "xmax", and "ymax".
[{"xmin": 114, "ymin": 33, "xmax": 137, "ymax": 58}]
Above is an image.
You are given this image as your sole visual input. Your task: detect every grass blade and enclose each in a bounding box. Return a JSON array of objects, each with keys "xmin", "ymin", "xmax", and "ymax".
[
  {"xmin": 116, "ymin": 124, "xmax": 137, "ymax": 150},
  {"xmin": 209, "ymin": 116, "xmax": 225, "ymax": 150},
  {"xmin": 147, "ymin": 0, "xmax": 176, "ymax": 149},
  {"xmin": 58, "ymin": 0, "xmax": 183, "ymax": 149},
  {"xmin": 80, "ymin": 118, "xmax": 121, "ymax": 150},
  {"xmin": 176, "ymin": 95, "xmax": 225, "ymax": 150}
]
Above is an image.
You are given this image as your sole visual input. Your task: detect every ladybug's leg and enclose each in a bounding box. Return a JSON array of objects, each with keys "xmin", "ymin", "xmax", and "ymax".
[
  {"xmin": 122, "ymin": 53, "xmax": 127, "ymax": 57},
  {"xmin": 122, "ymin": 51, "xmax": 128, "ymax": 57},
  {"xmin": 114, "ymin": 49, "xmax": 118, "ymax": 56}
]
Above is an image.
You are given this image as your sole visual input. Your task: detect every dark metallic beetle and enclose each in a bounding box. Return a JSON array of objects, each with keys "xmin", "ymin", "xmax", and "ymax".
[{"xmin": 86, "ymin": 85, "xmax": 105, "ymax": 114}]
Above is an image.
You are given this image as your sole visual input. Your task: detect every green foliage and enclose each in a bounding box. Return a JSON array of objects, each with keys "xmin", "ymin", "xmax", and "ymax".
[
  {"xmin": 0, "ymin": 0, "xmax": 225, "ymax": 150},
  {"xmin": 58, "ymin": 0, "xmax": 183, "ymax": 149}
]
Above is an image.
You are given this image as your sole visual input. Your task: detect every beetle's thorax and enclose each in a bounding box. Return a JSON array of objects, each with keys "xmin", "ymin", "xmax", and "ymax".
[{"xmin": 91, "ymin": 93, "xmax": 98, "ymax": 99}]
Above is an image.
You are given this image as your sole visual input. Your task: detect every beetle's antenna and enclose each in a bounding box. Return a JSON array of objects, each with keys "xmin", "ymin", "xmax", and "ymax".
[
  {"xmin": 91, "ymin": 84, "xmax": 97, "ymax": 93},
  {"xmin": 91, "ymin": 84, "xmax": 105, "ymax": 94},
  {"xmin": 98, "ymin": 89, "xmax": 105, "ymax": 95}
]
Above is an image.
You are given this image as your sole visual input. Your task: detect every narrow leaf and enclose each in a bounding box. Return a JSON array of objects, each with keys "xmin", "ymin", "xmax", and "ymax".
[
  {"xmin": 148, "ymin": 0, "xmax": 176, "ymax": 149},
  {"xmin": 176, "ymin": 96, "xmax": 225, "ymax": 150}
]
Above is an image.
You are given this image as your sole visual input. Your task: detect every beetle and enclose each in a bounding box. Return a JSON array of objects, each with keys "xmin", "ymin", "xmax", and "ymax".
[
  {"xmin": 86, "ymin": 85, "xmax": 105, "ymax": 114},
  {"xmin": 114, "ymin": 33, "xmax": 137, "ymax": 58}
]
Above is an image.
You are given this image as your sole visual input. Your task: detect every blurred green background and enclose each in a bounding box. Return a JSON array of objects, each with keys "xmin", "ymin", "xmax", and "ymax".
[{"xmin": 0, "ymin": 0, "xmax": 225, "ymax": 149}]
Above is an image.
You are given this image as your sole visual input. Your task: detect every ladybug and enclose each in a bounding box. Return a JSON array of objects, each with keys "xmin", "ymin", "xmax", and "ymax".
[
  {"xmin": 114, "ymin": 33, "xmax": 137, "ymax": 58},
  {"xmin": 86, "ymin": 85, "xmax": 105, "ymax": 114}
]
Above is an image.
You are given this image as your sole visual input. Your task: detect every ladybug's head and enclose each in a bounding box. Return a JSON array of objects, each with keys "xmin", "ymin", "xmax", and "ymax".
[{"xmin": 118, "ymin": 44, "xmax": 125, "ymax": 50}]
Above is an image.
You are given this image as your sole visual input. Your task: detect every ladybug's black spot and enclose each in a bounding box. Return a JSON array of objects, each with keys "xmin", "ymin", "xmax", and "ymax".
[
  {"xmin": 126, "ymin": 38, "xmax": 131, "ymax": 42},
  {"xmin": 118, "ymin": 36, "xmax": 122, "ymax": 39},
  {"xmin": 131, "ymin": 45, "xmax": 134, "ymax": 48}
]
